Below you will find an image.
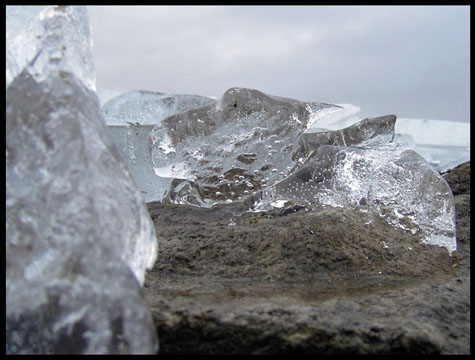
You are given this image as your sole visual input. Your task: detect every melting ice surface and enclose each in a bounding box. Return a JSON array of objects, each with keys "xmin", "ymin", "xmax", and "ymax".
[
  {"xmin": 6, "ymin": 6, "xmax": 158, "ymax": 354},
  {"xmin": 102, "ymin": 90, "xmax": 217, "ymax": 202},
  {"xmin": 252, "ymin": 142, "xmax": 456, "ymax": 254},
  {"xmin": 102, "ymin": 89, "xmax": 216, "ymax": 125},
  {"xmin": 150, "ymin": 87, "xmax": 341, "ymax": 206},
  {"xmin": 307, "ymin": 104, "xmax": 470, "ymax": 172},
  {"xmin": 6, "ymin": 5, "xmax": 96, "ymax": 91},
  {"xmin": 147, "ymin": 89, "xmax": 457, "ymax": 254}
]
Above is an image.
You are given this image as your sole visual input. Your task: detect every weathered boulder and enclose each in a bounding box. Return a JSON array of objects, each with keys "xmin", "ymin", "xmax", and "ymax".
[{"xmin": 143, "ymin": 162, "xmax": 470, "ymax": 354}]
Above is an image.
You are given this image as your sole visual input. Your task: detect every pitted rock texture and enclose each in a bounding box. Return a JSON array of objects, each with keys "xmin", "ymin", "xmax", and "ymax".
[{"xmin": 144, "ymin": 161, "xmax": 469, "ymax": 354}]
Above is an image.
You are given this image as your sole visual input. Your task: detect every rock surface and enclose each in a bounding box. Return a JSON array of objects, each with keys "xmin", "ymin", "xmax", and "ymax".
[{"xmin": 144, "ymin": 161, "xmax": 470, "ymax": 354}]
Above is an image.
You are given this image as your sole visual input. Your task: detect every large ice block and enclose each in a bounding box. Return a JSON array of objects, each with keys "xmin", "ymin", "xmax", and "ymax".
[
  {"xmin": 102, "ymin": 90, "xmax": 216, "ymax": 125},
  {"xmin": 306, "ymin": 103, "xmax": 470, "ymax": 172},
  {"xmin": 252, "ymin": 142, "xmax": 457, "ymax": 254},
  {"xmin": 102, "ymin": 90, "xmax": 216, "ymax": 202},
  {"xmin": 108, "ymin": 125, "xmax": 172, "ymax": 203},
  {"xmin": 6, "ymin": 5, "xmax": 96, "ymax": 90},
  {"xmin": 151, "ymin": 87, "xmax": 341, "ymax": 206},
  {"xmin": 395, "ymin": 118, "xmax": 470, "ymax": 172},
  {"xmin": 297, "ymin": 115, "xmax": 396, "ymax": 159},
  {"xmin": 6, "ymin": 69, "xmax": 158, "ymax": 353}
]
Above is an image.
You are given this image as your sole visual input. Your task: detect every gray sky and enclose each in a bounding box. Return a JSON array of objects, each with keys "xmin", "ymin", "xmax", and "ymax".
[{"xmin": 88, "ymin": 5, "xmax": 470, "ymax": 123}]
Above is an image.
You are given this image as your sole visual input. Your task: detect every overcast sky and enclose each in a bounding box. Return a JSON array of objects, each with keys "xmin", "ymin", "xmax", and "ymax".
[{"xmin": 87, "ymin": 5, "xmax": 470, "ymax": 123}]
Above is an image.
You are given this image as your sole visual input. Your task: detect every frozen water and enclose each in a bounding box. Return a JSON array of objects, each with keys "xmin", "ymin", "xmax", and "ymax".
[
  {"xmin": 108, "ymin": 125, "xmax": 172, "ymax": 203},
  {"xmin": 252, "ymin": 142, "xmax": 456, "ymax": 254},
  {"xmin": 297, "ymin": 114, "xmax": 396, "ymax": 159},
  {"xmin": 102, "ymin": 89, "xmax": 216, "ymax": 125},
  {"xmin": 6, "ymin": 6, "xmax": 158, "ymax": 353},
  {"xmin": 102, "ymin": 90, "xmax": 216, "ymax": 202},
  {"xmin": 395, "ymin": 118, "xmax": 470, "ymax": 172},
  {"xmin": 6, "ymin": 5, "xmax": 96, "ymax": 91},
  {"xmin": 306, "ymin": 103, "xmax": 470, "ymax": 172},
  {"xmin": 306, "ymin": 103, "xmax": 362, "ymax": 133},
  {"xmin": 6, "ymin": 68, "xmax": 158, "ymax": 353},
  {"xmin": 151, "ymin": 87, "xmax": 341, "ymax": 206},
  {"xmin": 149, "ymin": 88, "xmax": 457, "ymax": 254},
  {"xmin": 96, "ymin": 89, "xmax": 121, "ymax": 106}
]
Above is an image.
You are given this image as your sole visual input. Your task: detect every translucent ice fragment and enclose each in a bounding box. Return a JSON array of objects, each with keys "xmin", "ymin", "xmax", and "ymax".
[
  {"xmin": 6, "ymin": 70, "xmax": 158, "ymax": 354},
  {"xmin": 306, "ymin": 103, "xmax": 362, "ymax": 132},
  {"xmin": 297, "ymin": 115, "xmax": 396, "ymax": 159},
  {"xmin": 96, "ymin": 89, "xmax": 121, "ymax": 106},
  {"xmin": 253, "ymin": 142, "xmax": 456, "ymax": 254},
  {"xmin": 108, "ymin": 125, "xmax": 172, "ymax": 203},
  {"xmin": 151, "ymin": 87, "xmax": 340, "ymax": 206},
  {"xmin": 6, "ymin": 5, "xmax": 96, "ymax": 90},
  {"xmin": 102, "ymin": 90, "xmax": 216, "ymax": 125},
  {"xmin": 102, "ymin": 90, "xmax": 215, "ymax": 202},
  {"xmin": 395, "ymin": 118, "xmax": 471, "ymax": 172}
]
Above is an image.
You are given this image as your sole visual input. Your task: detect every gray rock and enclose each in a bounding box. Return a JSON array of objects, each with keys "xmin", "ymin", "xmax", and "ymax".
[
  {"xmin": 253, "ymin": 142, "xmax": 457, "ymax": 254},
  {"xmin": 143, "ymin": 162, "xmax": 470, "ymax": 354},
  {"xmin": 441, "ymin": 161, "xmax": 470, "ymax": 196}
]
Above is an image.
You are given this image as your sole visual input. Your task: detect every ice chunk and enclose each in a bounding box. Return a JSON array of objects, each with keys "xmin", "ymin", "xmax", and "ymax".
[
  {"xmin": 102, "ymin": 90, "xmax": 216, "ymax": 125},
  {"xmin": 151, "ymin": 87, "xmax": 341, "ymax": 207},
  {"xmin": 96, "ymin": 88, "xmax": 121, "ymax": 106},
  {"xmin": 252, "ymin": 142, "xmax": 456, "ymax": 254},
  {"xmin": 306, "ymin": 103, "xmax": 362, "ymax": 132},
  {"xmin": 309, "ymin": 103, "xmax": 470, "ymax": 172},
  {"xmin": 6, "ymin": 70, "xmax": 158, "ymax": 353},
  {"xmin": 297, "ymin": 115, "xmax": 396, "ymax": 159},
  {"xmin": 6, "ymin": 6, "xmax": 96, "ymax": 91},
  {"xmin": 102, "ymin": 90, "xmax": 216, "ymax": 202},
  {"xmin": 395, "ymin": 118, "xmax": 470, "ymax": 172},
  {"xmin": 108, "ymin": 125, "xmax": 172, "ymax": 203}
]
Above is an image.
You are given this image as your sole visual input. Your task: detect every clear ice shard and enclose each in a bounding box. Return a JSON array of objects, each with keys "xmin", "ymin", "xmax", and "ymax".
[
  {"xmin": 103, "ymin": 90, "xmax": 216, "ymax": 202},
  {"xmin": 306, "ymin": 102, "xmax": 470, "ymax": 173},
  {"xmin": 108, "ymin": 125, "xmax": 173, "ymax": 203},
  {"xmin": 6, "ymin": 5, "xmax": 96, "ymax": 91},
  {"xmin": 395, "ymin": 118, "xmax": 471, "ymax": 172},
  {"xmin": 6, "ymin": 69, "xmax": 158, "ymax": 353},
  {"xmin": 150, "ymin": 87, "xmax": 341, "ymax": 206},
  {"xmin": 252, "ymin": 142, "xmax": 457, "ymax": 254},
  {"xmin": 297, "ymin": 115, "xmax": 396, "ymax": 158},
  {"xmin": 102, "ymin": 90, "xmax": 217, "ymax": 125}
]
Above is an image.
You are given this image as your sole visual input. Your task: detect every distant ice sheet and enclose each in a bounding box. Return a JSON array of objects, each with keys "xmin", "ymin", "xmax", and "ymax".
[
  {"xmin": 395, "ymin": 118, "xmax": 470, "ymax": 172},
  {"xmin": 308, "ymin": 104, "xmax": 470, "ymax": 172}
]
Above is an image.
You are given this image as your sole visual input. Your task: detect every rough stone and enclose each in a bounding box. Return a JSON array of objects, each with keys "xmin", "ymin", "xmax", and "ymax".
[
  {"xmin": 144, "ymin": 162, "xmax": 470, "ymax": 354},
  {"xmin": 253, "ymin": 142, "xmax": 457, "ymax": 254}
]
